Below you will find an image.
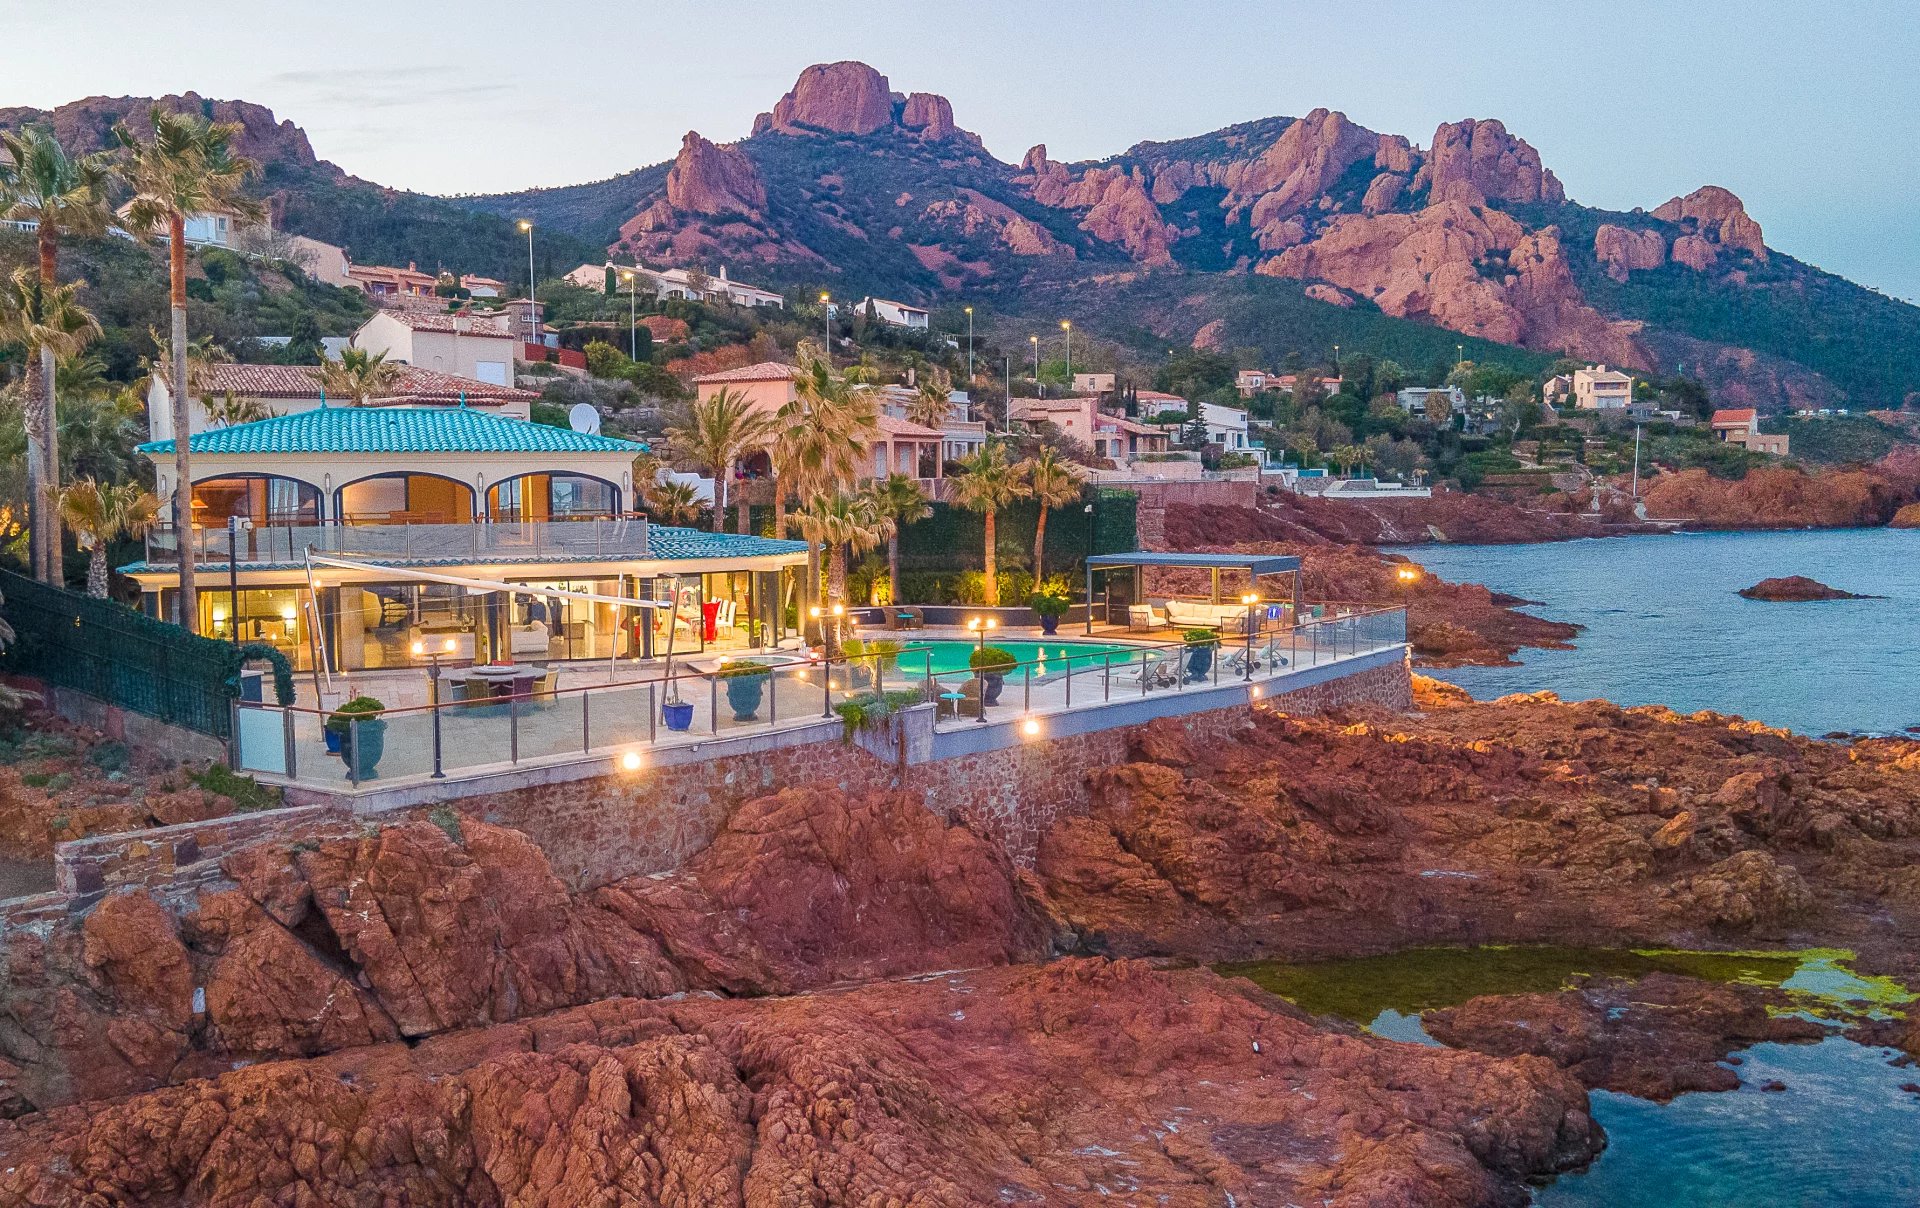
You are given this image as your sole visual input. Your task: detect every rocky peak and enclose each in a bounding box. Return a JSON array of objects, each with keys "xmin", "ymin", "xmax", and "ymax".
[
  {"xmin": 751, "ymin": 62, "xmax": 978, "ymax": 145},
  {"xmin": 1020, "ymin": 144, "xmax": 1050, "ymax": 173},
  {"xmin": 1653, "ymin": 185, "xmax": 1766, "ymax": 260},
  {"xmin": 1416, "ymin": 118, "xmax": 1564, "ymax": 206},
  {"xmin": 661, "ymin": 131, "xmax": 766, "ymax": 216},
  {"xmin": 0, "ymin": 92, "xmax": 322, "ymax": 173}
]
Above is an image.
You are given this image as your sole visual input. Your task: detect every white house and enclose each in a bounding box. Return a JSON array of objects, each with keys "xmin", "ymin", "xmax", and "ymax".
[
  {"xmin": 566, "ymin": 262, "xmax": 785, "ymax": 308},
  {"xmin": 351, "ymin": 310, "xmax": 517, "ymax": 386},
  {"xmin": 1396, "ymin": 385, "xmax": 1467, "ymax": 419},
  {"xmin": 146, "ymin": 362, "xmax": 536, "ymax": 442},
  {"xmin": 855, "ymin": 297, "xmax": 930, "ymax": 330},
  {"xmin": 1198, "ymin": 402, "xmax": 1251, "ymax": 450}
]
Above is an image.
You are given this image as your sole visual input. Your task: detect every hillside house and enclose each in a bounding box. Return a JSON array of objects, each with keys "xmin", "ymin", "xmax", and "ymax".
[
  {"xmin": 346, "ymin": 262, "xmax": 438, "ymax": 299},
  {"xmin": 1711, "ymin": 408, "xmax": 1790, "ymax": 456},
  {"xmin": 1397, "ymin": 385, "xmax": 1467, "ymax": 419},
  {"xmin": 1235, "ymin": 369, "xmax": 1271, "ymax": 396},
  {"xmin": 1572, "ymin": 365, "xmax": 1635, "ymax": 410},
  {"xmin": 691, "ymin": 363, "xmax": 945, "ymax": 484},
  {"xmin": 352, "ymin": 310, "xmax": 517, "ymax": 386},
  {"xmin": 855, "ymin": 297, "xmax": 930, "ymax": 330},
  {"xmin": 1074, "ymin": 372, "xmax": 1116, "ymax": 394},
  {"xmin": 145, "ymin": 362, "xmax": 535, "ymax": 443},
  {"xmin": 1009, "ymin": 397, "xmax": 1170, "ymax": 463},
  {"xmin": 566, "ymin": 262, "xmax": 784, "ymax": 308}
]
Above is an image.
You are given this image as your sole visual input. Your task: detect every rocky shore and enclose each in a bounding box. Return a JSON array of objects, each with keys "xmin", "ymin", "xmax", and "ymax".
[
  {"xmin": 4, "ymin": 676, "xmax": 1920, "ymax": 1203},
  {"xmin": 1738, "ymin": 575, "xmax": 1876, "ymax": 601}
]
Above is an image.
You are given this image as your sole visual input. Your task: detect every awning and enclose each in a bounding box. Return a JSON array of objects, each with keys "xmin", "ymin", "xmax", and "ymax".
[{"xmin": 304, "ymin": 553, "xmax": 661, "ymax": 609}]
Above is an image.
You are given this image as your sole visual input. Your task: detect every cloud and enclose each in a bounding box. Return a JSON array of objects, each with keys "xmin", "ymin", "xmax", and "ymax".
[{"xmin": 261, "ymin": 65, "xmax": 512, "ymax": 112}]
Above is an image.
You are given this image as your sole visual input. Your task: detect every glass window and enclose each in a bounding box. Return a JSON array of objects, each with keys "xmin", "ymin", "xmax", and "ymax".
[
  {"xmin": 338, "ymin": 475, "xmax": 474, "ymax": 524},
  {"xmin": 190, "ymin": 476, "xmax": 321, "ymax": 528}
]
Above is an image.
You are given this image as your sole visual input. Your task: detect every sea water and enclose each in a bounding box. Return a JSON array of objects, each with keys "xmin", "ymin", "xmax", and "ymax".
[{"xmin": 1394, "ymin": 528, "xmax": 1920, "ymax": 735}]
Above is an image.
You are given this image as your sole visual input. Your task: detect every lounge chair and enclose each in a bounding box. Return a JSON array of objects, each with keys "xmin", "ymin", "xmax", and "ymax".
[
  {"xmin": 934, "ymin": 678, "xmax": 983, "ymax": 719},
  {"xmin": 1127, "ymin": 604, "xmax": 1168, "ymax": 631},
  {"xmin": 887, "ymin": 605, "xmax": 926, "ymax": 631},
  {"xmin": 1127, "ymin": 652, "xmax": 1179, "ymax": 690}
]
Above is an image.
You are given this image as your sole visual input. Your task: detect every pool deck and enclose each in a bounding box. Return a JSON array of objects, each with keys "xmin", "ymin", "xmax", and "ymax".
[{"xmin": 246, "ymin": 617, "xmax": 1405, "ymax": 796}]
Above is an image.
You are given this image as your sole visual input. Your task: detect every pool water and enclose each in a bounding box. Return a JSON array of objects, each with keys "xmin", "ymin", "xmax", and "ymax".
[{"xmin": 892, "ymin": 640, "xmax": 1146, "ymax": 679}]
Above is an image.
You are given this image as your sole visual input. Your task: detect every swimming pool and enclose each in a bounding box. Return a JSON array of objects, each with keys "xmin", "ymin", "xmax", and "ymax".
[{"xmin": 888, "ymin": 639, "xmax": 1146, "ymax": 679}]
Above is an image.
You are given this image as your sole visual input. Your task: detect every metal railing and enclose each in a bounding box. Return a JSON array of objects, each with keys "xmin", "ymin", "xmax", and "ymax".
[
  {"xmin": 230, "ymin": 604, "xmax": 1406, "ymax": 789},
  {"xmin": 146, "ymin": 517, "xmax": 651, "ymax": 566}
]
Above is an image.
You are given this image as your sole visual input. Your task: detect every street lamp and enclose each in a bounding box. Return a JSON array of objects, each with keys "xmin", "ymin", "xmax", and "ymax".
[
  {"xmin": 818, "ymin": 292, "xmax": 832, "ymax": 358},
  {"xmin": 967, "ymin": 616, "xmax": 997, "ymax": 725},
  {"xmin": 964, "ymin": 305, "xmax": 974, "ymax": 381},
  {"xmin": 410, "ymin": 635, "xmax": 458, "ymax": 779},
  {"xmin": 1060, "ymin": 319, "xmax": 1073, "ymax": 384},
  {"xmin": 1029, "ymin": 334, "xmax": 1040, "ymax": 393},
  {"xmin": 1332, "ymin": 343, "xmax": 1340, "ymax": 373},
  {"xmin": 1240, "ymin": 593, "xmax": 1260, "ymax": 681},
  {"xmin": 517, "ymin": 221, "xmax": 536, "ymax": 336},
  {"xmin": 621, "ymin": 269, "xmax": 638, "ymax": 360},
  {"xmin": 1456, "ymin": 343, "xmax": 1465, "ymax": 366}
]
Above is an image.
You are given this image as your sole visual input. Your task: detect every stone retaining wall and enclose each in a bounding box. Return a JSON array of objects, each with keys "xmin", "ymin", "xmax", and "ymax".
[{"xmin": 51, "ymin": 804, "xmax": 353, "ymax": 903}]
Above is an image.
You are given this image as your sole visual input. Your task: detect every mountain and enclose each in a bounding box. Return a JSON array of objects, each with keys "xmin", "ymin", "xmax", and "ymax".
[
  {"xmin": 463, "ymin": 61, "xmax": 1920, "ymax": 412},
  {"xmin": 0, "ymin": 93, "xmax": 601, "ymax": 282}
]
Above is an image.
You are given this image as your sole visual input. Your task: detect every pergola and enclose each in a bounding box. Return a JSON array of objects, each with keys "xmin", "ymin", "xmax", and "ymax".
[{"xmin": 1082, "ymin": 551, "xmax": 1303, "ymax": 635}]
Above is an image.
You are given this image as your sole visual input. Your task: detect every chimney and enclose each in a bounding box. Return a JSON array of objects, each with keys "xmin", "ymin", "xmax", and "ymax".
[{"xmin": 408, "ymin": 261, "xmax": 417, "ymax": 273}]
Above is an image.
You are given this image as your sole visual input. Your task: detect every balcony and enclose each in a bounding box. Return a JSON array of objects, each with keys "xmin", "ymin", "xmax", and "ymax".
[{"xmin": 142, "ymin": 518, "xmax": 652, "ymax": 568}]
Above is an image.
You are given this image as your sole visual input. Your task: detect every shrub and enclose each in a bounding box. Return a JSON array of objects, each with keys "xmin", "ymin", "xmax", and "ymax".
[
  {"xmin": 191, "ymin": 763, "xmax": 281, "ymax": 813},
  {"xmin": 429, "ymin": 805, "xmax": 464, "ymax": 843},
  {"xmin": 86, "ymin": 741, "xmax": 130, "ymax": 774},
  {"xmin": 1181, "ymin": 628, "xmax": 1219, "ymax": 646},
  {"xmin": 712, "ymin": 658, "xmax": 771, "ymax": 678},
  {"xmin": 832, "ymin": 688, "xmax": 927, "ymax": 742},
  {"xmin": 1028, "ymin": 589, "xmax": 1071, "ymax": 618},
  {"xmin": 325, "ymin": 695, "xmax": 386, "ymax": 734},
  {"xmin": 969, "ymin": 646, "xmax": 1017, "ymax": 674}
]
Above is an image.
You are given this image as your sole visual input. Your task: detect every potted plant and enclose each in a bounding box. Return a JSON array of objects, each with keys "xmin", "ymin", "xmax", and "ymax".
[
  {"xmin": 842, "ymin": 637, "xmax": 906, "ymax": 689},
  {"xmin": 1029, "ymin": 589, "xmax": 1071, "ymax": 636},
  {"xmin": 1181, "ymin": 628, "xmax": 1218, "ymax": 682},
  {"xmin": 326, "ymin": 696, "xmax": 387, "ymax": 779},
  {"xmin": 970, "ymin": 645, "xmax": 1017, "ymax": 706},
  {"xmin": 661, "ymin": 681, "xmax": 694, "ymax": 732},
  {"xmin": 714, "ymin": 659, "xmax": 771, "ymax": 721}
]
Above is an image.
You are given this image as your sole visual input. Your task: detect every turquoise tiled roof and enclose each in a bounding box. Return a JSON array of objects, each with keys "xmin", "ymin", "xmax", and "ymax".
[
  {"xmin": 645, "ymin": 526, "xmax": 807, "ymax": 559},
  {"xmin": 137, "ymin": 406, "xmax": 650, "ymax": 456}
]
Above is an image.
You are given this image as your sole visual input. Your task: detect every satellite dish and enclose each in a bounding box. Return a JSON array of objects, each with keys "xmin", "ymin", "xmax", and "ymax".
[{"xmin": 567, "ymin": 403, "xmax": 602, "ymax": 435}]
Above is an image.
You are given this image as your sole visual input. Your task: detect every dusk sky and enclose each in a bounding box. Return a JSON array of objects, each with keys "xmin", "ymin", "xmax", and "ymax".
[{"xmin": 6, "ymin": 0, "xmax": 1916, "ymax": 299}]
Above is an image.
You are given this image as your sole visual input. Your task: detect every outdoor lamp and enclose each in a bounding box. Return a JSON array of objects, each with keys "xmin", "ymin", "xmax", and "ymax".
[
  {"xmin": 621, "ymin": 750, "xmax": 643, "ymax": 772},
  {"xmin": 1396, "ymin": 566, "xmax": 1421, "ymax": 585},
  {"xmin": 1240, "ymin": 594, "xmax": 1260, "ymax": 680},
  {"xmin": 1022, "ymin": 717, "xmax": 1040, "ymax": 737},
  {"xmin": 410, "ymin": 640, "xmax": 425, "ymax": 657}
]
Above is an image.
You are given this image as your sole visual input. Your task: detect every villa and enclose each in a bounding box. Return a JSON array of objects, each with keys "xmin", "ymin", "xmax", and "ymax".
[
  {"xmin": 854, "ymin": 297, "xmax": 930, "ymax": 330},
  {"xmin": 1008, "ymin": 397, "xmax": 1170, "ymax": 463},
  {"xmin": 693, "ymin": 362, "xmax": 947, "ymax": 484},
  {"xmin": 125, "ymin": 405, "xmax": 807, "ymax": 671},
  {"xmin": 566, "ymin": 261, "xmax": 785, "ymax": 309},
  {"xmin": 1571, "ymin": 365, "xmax": 1635, "ymax": 410},
  {"xmin": 351, "ymin": 309, "xmax": 518, "ymax": 386},
  {"xmin": 1711, "ymin": 407, "xmax": 1790, "ymax": 456}
]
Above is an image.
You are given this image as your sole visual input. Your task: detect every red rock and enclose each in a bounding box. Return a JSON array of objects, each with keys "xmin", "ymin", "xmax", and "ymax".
[
  {"xmin": 899, "ymin": 91, "xmax": 957, "ymax": 139},
  {"xmin": 1672, "ymin": 232, "xmax": 1719, "ymax": 271},
  {"xmin": 661, "ymin": 130, "xmax": 766, "ymax": 217},
  {"xmin": 1738, "ymin": 575, "xmax": 1873, "ymax": 601},
  {"xmin": 1893, "ymin": 502, "xmax": 1920, "ymax": 529},
  {"xmin": 1425, "ymin": 973, "xmax": 1829, "ymax": 1101},
  {"xmin": 1594, "ymin": 223, "xmax": 1666, "ymax": 282},
  {"xmin": 0, "ymin": 960, "xmax": 1601, "ymax": 1206},
  {"xmin": 1642, "ymin": 462, "xmax": 1916, "ymax": 529},
  {"xmin": 1654, "ymin": 185, "xmax": 1766, "ymax": 259},
  {"xmin": 1361, "ymin": 171, "xmax": 1406, "ymax": 214},
  {"xmin": 1417, "ymin": 118, "xmax": 1566, "ymax": 206},
  {"xmin": 81, "ymin": 891, "xmax": 192, "ymax": 1033},
  {"xmin": 762, "ymin": 60, "xmax": 895, "ymax": 136},
  {"xmin": 1305, "ymin": 282, "xmax": 1354, "ymax": 307}
]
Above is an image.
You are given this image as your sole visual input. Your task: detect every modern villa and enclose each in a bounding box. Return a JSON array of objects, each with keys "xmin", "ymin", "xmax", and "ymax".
[
  {"xmin": 125, "ymin": 404, "xmax": 808, "ymax": 672},
  {"xmin": 692, "ymin": 361, "xmax": 948, "ymax": 484}
]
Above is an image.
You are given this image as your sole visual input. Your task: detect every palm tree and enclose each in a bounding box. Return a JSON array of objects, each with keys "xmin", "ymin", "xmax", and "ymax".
[
  {"xmin": 770, "ymin": 355, "xmax": 878, "ymax": 630},
  {"xmin": 317, "ymin": 347, "xmax": 400, "ymax": 407},
  {"xmin": 794, "ymin": 492, "xmax": 892, "ymax": 657},
  {"xmin": 948, "ymin": 441, "xmax": 1029, "ymax": 606},
  {"xmin": 138, "ymin": 327, "xmax": 230, "ymax": 399},
  {"xmin": 667, "ymin": 387, "xmax": 773, "ymax": 533},
  {"xmin": 58, "ymin": 478, "xmax": 160, "ymax": 598},
  {"xmin": 643, "ymin": 478, "xmax": 702, "ymax": 526},
  {"xmin": 906, "ymin": 380, "xmax": 951, "ymax": 431},
  {"xmin": 1, "ymin": 126, "xmax": 116, "ymax": 580},
  {"xmin": 862, "ymin": 473, "xmax": 931, "ymax": 606},
  {"xmin": 59, "ymin": 386, "xmax": 148, "ymax": 487},
  {"xmin": 0, "ymin": 270, "xmax": 101, "ymax": 583},
  {"xmin": 1022, "ymin": 446, "xmax": 1086, "ymax": 581},
  {"xmin": 117, "ymin": 104, "xmax": 264, "ymax": 633}
]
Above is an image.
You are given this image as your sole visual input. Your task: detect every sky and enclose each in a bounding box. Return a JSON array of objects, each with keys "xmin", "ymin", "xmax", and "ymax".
[{"xmin": 4, "ymin": 0, "xmax": 1917, "ymax": 299}]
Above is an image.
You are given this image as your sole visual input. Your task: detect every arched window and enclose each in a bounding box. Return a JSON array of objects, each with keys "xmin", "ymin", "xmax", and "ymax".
[
  {"xmin": 486, "ymin": 473, "xmax": 619, "ymax": 522},
  {"xmin": 190, "ymin": 475, "xmax": 322, "ymax": 528},
  {"xmin": 336, "ymin": 473, "xmax": 475, "ymax": 525}
]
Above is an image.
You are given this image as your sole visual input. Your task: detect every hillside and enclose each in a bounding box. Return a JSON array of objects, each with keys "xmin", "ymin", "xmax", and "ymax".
[
  {"xmin": 0, "ymin": 93, "xmax": 601, "ymax": 282},
  {"xmin": 464, "ymin": 62, "xmax": 1920, "ymax": 413}
]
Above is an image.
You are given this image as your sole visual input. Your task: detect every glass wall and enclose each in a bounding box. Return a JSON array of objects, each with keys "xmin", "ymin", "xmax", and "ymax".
[
  {"xmin": 501, "ymin": 578, "xmax": 633, "ymax": 661},
  {"xmin": 191, "ymin": 475, "xmax": 321, "ymax": 527},
  {"xmin": 336, "ymin": 474, "xmax": 474, "ymax": 525},
  {"xmin": 201, "ymin": 586, "xmax": 312, "ymax": 670},
  {"xmin": 331, "ymin": 582, "xmax": 489, "ymax": 670},
  {"xmin": 487, "ymin": 474, "xmax": 619, "ymax": 522}
]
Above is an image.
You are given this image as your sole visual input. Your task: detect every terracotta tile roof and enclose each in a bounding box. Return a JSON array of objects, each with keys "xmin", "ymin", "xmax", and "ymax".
[
  {"xmin": 1711, "ymin": 408, "xmax": 1758, "ymax": 425},
  {"xmin": 875, "ymin": 414, "xmax": 944, "ymax": 439},
  {"xmin": 1134, "ymin": 389, "xmax": 1187, "ymax": 402},
  {"xmin": 692, "ymin": 360, "xmax": 801, "ymax": 384},
  {"xmin": 1104, "ymin": 415, "xmax": 1168, "ymax": 436},
  {"xmin": 194, "ymin": 363, "xmax": 534, "ymax": 403},
  {"xmin": 375, "ymin": 311, "xmax": 514, "ymax": 336}
]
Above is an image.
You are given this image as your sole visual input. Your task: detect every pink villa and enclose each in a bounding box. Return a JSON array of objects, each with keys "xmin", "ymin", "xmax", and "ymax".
[
  {"xmin": 692, "ymin": 362, "xmax": 946, "ymax": 486},
  {"xmin": 1008, "ymin": 397, "xmax": 1170, "ymax": 462}
]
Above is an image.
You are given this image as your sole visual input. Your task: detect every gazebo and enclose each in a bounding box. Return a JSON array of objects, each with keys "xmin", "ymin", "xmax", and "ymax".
[{"xmin": 1082, "ymin": 551, "xmax": 1303, "ymax": 635}]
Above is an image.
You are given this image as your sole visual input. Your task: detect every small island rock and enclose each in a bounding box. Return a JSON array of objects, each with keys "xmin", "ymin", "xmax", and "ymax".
[{"xmin": 1738, "ymin": 575, "xmax": 1876, "ymax": 601}]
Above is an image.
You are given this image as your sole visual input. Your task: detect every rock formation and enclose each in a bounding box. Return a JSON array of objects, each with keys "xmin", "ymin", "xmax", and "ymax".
[
  {"xmin": 0, "ymin": 93, "xmax": 321, "ymax": 171},
  {"xmin": 1415, "ymin": 118, "xmax": 1566, "ymax": 206},
  {"xmin": 658, "ymin": 131, "xmax": 766, "ymax": 216},
  {"xmin": 1594, "ymin": 223, "xmax": 1667, "ymax": 282},
  {"xmin": 1654, "ymin": 185, "xmax": 1767, "ymax": 261},
  {"xmin": 0, "ymin": 959, "xmax": 1600, "ymax": 1206},
  {"xmin": 1642, "ymin": 459, "xmax": 1920, "ymax": 529},
  {"xmin": 1020, "ymin": 155, "xmax": 1176, "ymax": 265},
  {"xmin": 1738, "ymin": 575, "xmax": 1876, "ymax": 601},
  {"xmin": 757, "ymin": 60, "xmax": 895, "ymax": 136}
]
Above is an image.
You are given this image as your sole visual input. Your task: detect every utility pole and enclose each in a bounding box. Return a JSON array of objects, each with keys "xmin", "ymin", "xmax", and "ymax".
[
  {"xmin": 1631, "ymin": 421, "xmax": 1643, "ymax": 499},
  {"xmin": 622, "ymin": 269, "xmax": 638, "ymax": 360}
]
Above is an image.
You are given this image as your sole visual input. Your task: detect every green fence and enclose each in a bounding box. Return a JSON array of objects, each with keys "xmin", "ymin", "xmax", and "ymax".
[{"xmin": 0, "ymin": 568, "xmax": 239, "ymax": 738}]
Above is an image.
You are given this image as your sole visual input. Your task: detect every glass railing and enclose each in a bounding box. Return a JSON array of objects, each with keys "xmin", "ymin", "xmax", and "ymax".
[
  {"xmin": 146, "ymin": 518, "xmax": 651, "ymax": 566},
  {"xmin": 229, "ymin": 604, "xmax": 1409, "ymax": 788}
]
